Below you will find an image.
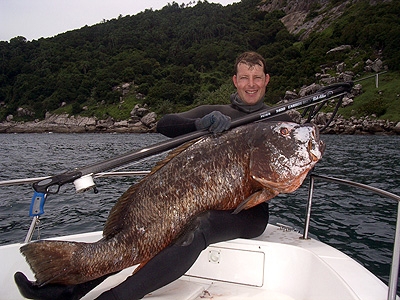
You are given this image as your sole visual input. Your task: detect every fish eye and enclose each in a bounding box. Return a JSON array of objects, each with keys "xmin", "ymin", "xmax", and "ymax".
[{"xmin": 280, "ymin": 127, "xmax": 290, "ymax": 136}]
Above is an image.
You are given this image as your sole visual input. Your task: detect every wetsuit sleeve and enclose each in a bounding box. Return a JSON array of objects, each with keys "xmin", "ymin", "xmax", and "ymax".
[
  {"xmin": 156, "ymin": 105, "xmax": 226, "ymax": 138},
  {"xmin": 156, "ymin": 114, "xmax": 197, "ymax": 138}
]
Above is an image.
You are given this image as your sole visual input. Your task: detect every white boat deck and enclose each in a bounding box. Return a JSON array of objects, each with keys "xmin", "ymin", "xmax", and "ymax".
[{"xmin": 1, "ymin": 224, "xmax": 393, "ymax": 300}]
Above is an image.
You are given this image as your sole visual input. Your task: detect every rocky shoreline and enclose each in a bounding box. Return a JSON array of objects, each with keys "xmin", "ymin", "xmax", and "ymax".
[
  {"xmin": 311, "ymin": 113, "xmax": 400, "ymax": 135},
  {"xmin": 1, "ymin": 77, "xmax": 399, "ymax": 135},
  {"xmin": 1, "ymin": 110, "xmax": 399, "ymax": 135},
  {"xmin": 0, "ymin": 104, "xmax": 158, "ymax": 134}
]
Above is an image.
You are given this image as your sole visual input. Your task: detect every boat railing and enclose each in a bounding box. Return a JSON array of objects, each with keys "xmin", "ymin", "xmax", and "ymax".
[
  {"xmin": 0, "ymin": 171, "xmax": 152, "ymax": 244},
  {"xmin": 302, "ymin": 173, "xmax": 400, "ymax": 300},
  {"xmin": 2, "ymin": 170, "xmax": 399, "ymax": 298}
]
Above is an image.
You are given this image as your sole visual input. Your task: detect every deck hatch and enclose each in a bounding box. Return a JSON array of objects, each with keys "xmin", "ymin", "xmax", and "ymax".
[{"xmin": 186, "ymin": 245, "xmax": 265, "ymax": 287}]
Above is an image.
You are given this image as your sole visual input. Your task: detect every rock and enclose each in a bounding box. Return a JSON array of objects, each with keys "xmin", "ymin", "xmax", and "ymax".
[
  {"xmin": 280, "ymin": 11, "xmax": 308, "ymax": 33},
  {"xmin": 314, "ymin": 112, "xmax": 329, "ymax": 125},
  {"xmin": 130, "ymin": 104, "xmax": 140, "ymax": 118},
  {"xmin": 352, "ymin": 84, "xmax": 363, "ymax": 96},
  {"xmin": 284, "ymin": 91, "xmax": 298, "ymax": 100},
  {"xmin": 133, "ymin": 121, "xmax": 143, "ymax": 127},
  {"xmin": 343, "ymin": 125, "xmax": 356, "ymax": 135},
  {"xmin": 311, "ymin": 113, "xmax": 399, "ymax": 135},
  {"xmin": 366, "ymin": 122, "xmax": 385, "ymax": 133},
  {"xmin": 17, "ymin": 107, "xmax": 34, "ymax": 117},
  {"xmin": 326, "ymin": 45, "xmax": 352, "ymax": 55},
  {"xmin": 338, "ymin": 72, "xmax": 353, "ymax": 82},
  {"xmin": 259, "ymin": 1, "xmax": 350, "ymax": 40},
  {"xmin": 130, "ymin": 104, "xmax": 150, "ymax": 118},
  {"xmin": 371, "ymin": 59, "xmax": 383, "ymax": 72},
  {"xmin": 114, "ymin": 120, "xmax": 129, "ymax": 128},
  {"xmin": 136, "ymin": 107, "xmax": 149, "ymax": 117},
  {"xmin": 336, "ymin": 62, "xmax": 345, "ymax": 73},
  {"xmin": 0, "ymin": 103, "xmax": 160, "ymax": 133},
  {"xmin": 394, "ymin": 122, "xmax": 400, "ymax": 134},
  {"xmin": 121, "ymin": 83, "xmax": 131, "ymax": 89},
  {"xmin": 365, "ymin": 58, "xmax": 384, "ymax": 72},
  {"xmin": 320, "ymin": 76, "xmax": 337, "ymax": 85},
  {"xmin": 96, "ymin": 118, "xmax": 114, "ymax": 131},
  {"xmin": 141, "ymin": 112, "xmax": 157, "ymax": 127},
  {"xmin": 286, "ymin": 110, "xmax": 302, "ymax": 124},
  {"xmin": 299, "ymin": 83, "xmax": 321, "ymax": 97},
  {"xmin": 341, "ymin": 97, "xmax": 353, "ymax": 107}
]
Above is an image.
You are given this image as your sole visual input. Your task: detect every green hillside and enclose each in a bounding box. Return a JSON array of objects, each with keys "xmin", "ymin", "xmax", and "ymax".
[
  {"xmin": 340, "ymin": 72, "xmax": 400, "ymax": 121},
  {"xmin": 1, "ymin": 0, "xmax": 399, "ymax": 122}
]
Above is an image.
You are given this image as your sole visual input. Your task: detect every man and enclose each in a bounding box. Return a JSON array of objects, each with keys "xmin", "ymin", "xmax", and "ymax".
[
  {"xmin": 156, "ymin": 51, "xmax": 290, "ymax": 138},
  {"xmin": 15, "ymin": 51, "xmax": 293, "ymax": 300}
]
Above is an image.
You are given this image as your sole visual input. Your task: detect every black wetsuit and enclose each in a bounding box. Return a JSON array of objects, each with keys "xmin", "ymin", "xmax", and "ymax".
[{"xmin": 15, "ymin": 94, "xmax": 293, "ymax": 300}]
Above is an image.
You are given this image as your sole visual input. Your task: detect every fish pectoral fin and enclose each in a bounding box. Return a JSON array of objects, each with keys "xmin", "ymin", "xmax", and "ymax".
[
  {"xmin": 132, "ymin": 261, "xmax": 150, "ymax": 275},
  {"xmin": 232, "ymin": 189, "xmax": 277, "ymax": 214},
  {"xmin": 233, "ymin": 192, "xmax": 262, "ymax": 214}
]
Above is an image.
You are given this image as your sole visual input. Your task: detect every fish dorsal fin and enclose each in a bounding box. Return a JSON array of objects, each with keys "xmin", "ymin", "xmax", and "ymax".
[
  {"xmin": 102, "ymin": 137, "xmax": 203, "ymax": 238},
  {"xmin": 148, "ymin": 137, "xmax": 203, "ymax": 175},
  {"xmin": 232, "ymin": 188, "xmax": 278, "ymax": 214}
]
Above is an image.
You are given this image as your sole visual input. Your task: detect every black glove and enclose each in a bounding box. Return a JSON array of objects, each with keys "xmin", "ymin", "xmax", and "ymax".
[{"xmin": 195, "ymin": 111, "xmax": 231, "ymax": 133}]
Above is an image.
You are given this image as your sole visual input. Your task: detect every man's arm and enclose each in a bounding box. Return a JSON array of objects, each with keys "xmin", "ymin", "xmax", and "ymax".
[
  {"xmin": 156, "ymin": 106, "xmax": 232, "ymax": 138},
  {"xmin": 156, "ymin": 114, "xmax": 198, "ymax": 138}
]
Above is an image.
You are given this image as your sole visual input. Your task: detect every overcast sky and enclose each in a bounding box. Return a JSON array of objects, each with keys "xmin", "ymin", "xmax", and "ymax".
[{"xmin": 0, "ymin": 0, "xmax": 238, "ymax": 42}]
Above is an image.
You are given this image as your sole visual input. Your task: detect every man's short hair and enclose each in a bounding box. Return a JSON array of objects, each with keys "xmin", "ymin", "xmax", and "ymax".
[{"xmin": 234, "ymin": 51, "xmax": 267, "ymax": 75}]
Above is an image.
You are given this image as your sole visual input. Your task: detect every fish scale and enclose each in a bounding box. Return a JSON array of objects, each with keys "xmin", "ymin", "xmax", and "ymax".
[{"xmin": 20, "ymin": 121, "xmax": 324, "ymax": 285}]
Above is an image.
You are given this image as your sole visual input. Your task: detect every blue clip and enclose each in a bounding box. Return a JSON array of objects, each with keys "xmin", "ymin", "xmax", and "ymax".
[{"xmin": 29, "ymin": 191, "xmax": 46, "ymax": 217}]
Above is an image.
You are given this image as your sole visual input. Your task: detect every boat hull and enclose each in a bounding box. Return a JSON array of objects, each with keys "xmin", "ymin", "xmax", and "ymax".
[{"xmin": 1, "ymin": 224, "xmax": 393, "ymax": 300}]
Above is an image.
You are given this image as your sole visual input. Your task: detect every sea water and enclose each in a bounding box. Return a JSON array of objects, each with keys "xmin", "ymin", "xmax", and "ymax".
[{"xmin": 0, "ymin": 132, "xmax": 399, "ymax": 290}]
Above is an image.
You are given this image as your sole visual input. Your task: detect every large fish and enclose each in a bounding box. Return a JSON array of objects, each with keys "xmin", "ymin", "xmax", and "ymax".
[{"xmin": 20, "ymin": 121, "xmax": 324, "ymax": 286}]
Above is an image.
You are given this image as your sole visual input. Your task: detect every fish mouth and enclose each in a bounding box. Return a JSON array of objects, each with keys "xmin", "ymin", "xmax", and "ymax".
[
  {"xmin": 308, "ymin": 126, "xmax": 325, "ymax": 162},
  {"xmin": 319, "ymin": 140, "xmax": 326, "ymax": 155},
  {"xmin": 309, "ymin": 140, "xmax": 325, "ymax": 162}
]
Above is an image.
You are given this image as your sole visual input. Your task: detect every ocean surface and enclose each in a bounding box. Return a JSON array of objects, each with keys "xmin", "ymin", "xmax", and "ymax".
[{"xmin": 0, "ymin": 132, "xmax": 399, "ymax": 292}]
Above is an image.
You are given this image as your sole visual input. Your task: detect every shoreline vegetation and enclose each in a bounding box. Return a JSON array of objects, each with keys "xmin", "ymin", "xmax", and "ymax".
[
  {"xmin": 2, "ymin": 75, "xmax": 399, "ymax": 135},
  {"xmin": 1, "ymin": 110, "xmax": 399, "ymax": 135}
]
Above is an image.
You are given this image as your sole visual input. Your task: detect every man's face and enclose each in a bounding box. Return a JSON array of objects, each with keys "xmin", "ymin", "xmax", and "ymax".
[{"xmin": 232, "ymin": 62, "xmax": 270, "ymax": 105}]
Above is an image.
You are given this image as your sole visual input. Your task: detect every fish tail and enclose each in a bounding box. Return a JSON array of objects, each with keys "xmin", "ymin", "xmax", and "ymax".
[{"xmin": 20, "ymin": 240, "xmax": 93, "ymax": 285}]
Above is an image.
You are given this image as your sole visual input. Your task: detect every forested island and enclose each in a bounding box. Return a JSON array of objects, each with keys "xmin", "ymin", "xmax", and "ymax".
[{"xmin": 1, "ymin": 0, "xmax": 399, "ymax": 134}]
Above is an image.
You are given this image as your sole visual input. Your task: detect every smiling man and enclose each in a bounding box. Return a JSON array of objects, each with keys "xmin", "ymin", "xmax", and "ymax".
[
  {"xmin": 232, "ymin": 51, "xmax": 270, "ymax": 107},
  {"xmin": 156, "ymin": 51, "xmax": 289, "ymax": 138}
]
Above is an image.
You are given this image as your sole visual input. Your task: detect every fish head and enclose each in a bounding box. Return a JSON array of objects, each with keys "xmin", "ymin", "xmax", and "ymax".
[{"xmin": 249, "ymin": 121, "xmax": 324, "ymax": 194}]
